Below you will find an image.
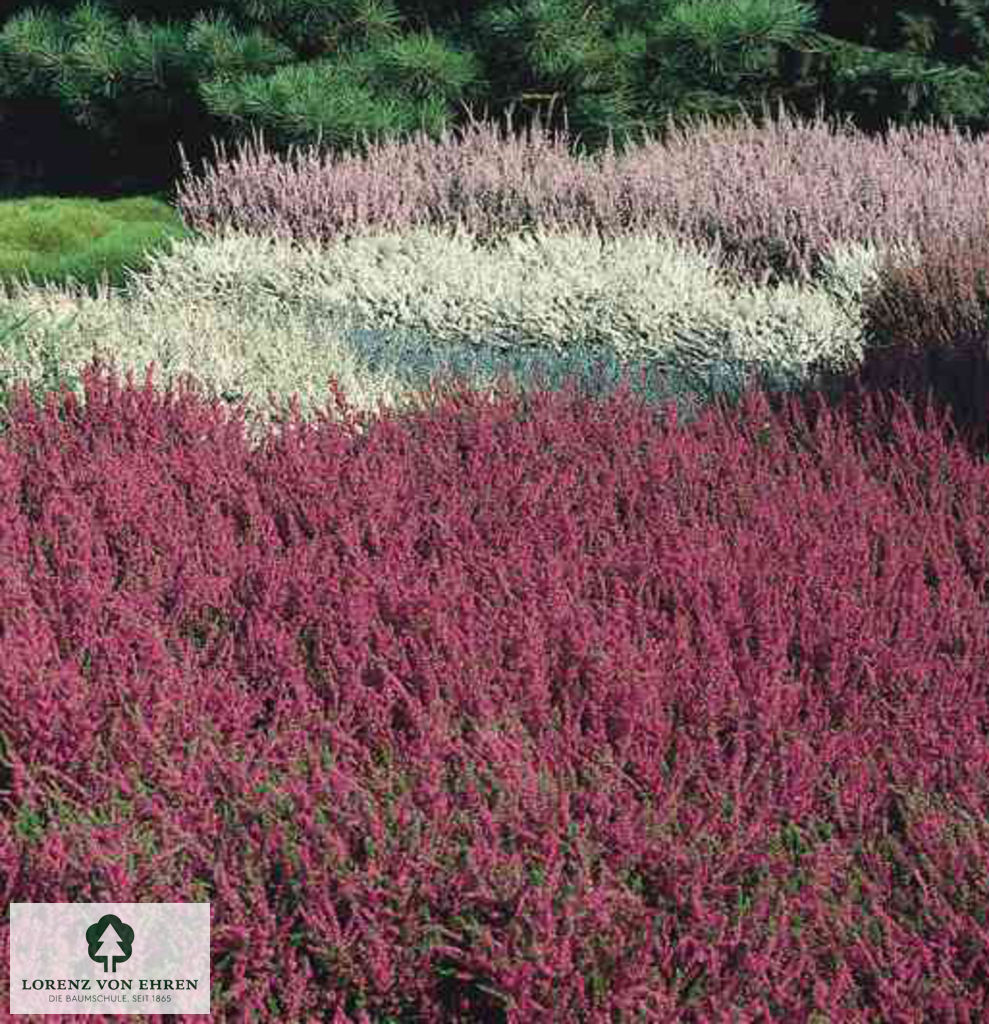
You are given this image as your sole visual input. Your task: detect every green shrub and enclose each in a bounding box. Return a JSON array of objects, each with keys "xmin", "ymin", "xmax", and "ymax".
[{"xmin": 0, "ymin": 194, "xmax": 202, "ymax": 301}]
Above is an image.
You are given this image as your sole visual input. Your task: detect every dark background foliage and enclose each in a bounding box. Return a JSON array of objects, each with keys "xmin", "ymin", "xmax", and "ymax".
[{"xmin": 4, "ymin": 0, "xmax": 989, "ymax": 205}]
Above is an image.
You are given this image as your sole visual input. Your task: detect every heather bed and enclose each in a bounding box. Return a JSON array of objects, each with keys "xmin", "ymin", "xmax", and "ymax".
[
  {"xmin": 0, "ymin": 219, "xmax": 903, "ymax": 456},
  {"xmin": 1, "ymin": 105, "xmax": 989, "ymax": 1021},
  {"xmin": 2, "ymin": 368, "xmax": 988, "ymax": 1021},
  {"xmin": 0, "ymin": 100, "xmax": 957, "ymax": 451}
]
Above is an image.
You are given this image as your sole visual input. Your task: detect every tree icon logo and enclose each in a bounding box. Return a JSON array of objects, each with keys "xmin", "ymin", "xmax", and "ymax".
[{"xmin": 86, "ymin": 914, "xmax": 134, "ymax": 973}]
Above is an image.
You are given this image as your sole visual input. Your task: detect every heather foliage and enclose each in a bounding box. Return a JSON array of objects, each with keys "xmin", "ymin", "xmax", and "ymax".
[
  {"xmin": 4, "ymin": 103, "xmax": 989, "ymax": 1021},
  {"xmin": 104, "ymin": 223, "xmax": 889, "ymax": 376},
  {"xmin": 9, "ymin": 98, "xmax": 987, "ymax": 453},
  {"xmin": 2, "ymin": 360, "xmax": 989, "ymax": 1020},
  {"xmin": 171, "ymin": 102, "xmax": 988, "ymax": 290},
  {"xmin": 0, "ymin": 220, "xmax": 904, "ymax": 451}
]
